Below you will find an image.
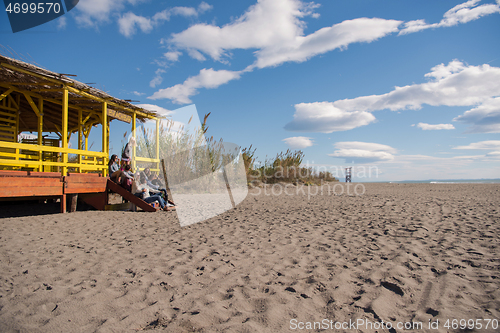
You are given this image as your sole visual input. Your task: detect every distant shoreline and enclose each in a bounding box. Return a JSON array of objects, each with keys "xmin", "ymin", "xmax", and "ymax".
[{"xmin": 354, "ymin": 179, "xmax": 500, "ymax": 184}]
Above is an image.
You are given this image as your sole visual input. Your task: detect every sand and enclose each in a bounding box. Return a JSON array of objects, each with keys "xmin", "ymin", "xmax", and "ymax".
[{"xmin": 0, "ymin": 183, "xmax": 499, "ymax": 332}]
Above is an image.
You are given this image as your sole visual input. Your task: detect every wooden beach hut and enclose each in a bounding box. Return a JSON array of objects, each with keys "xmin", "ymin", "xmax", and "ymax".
[{"xmin": 0, "ymin": 55, "xmax": 162, "ymax": 212}]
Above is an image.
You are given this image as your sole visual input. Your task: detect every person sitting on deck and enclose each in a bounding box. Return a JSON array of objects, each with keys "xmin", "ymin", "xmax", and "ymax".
[
  {"xmin": 108, "ymin": 154, "xmax": 121, "ymax": 182},
  {"xmin": 121, "ymin": 136, "xmax": 136, "ymax": 164},
  {"xmin": 120, "ymin": 164, "xmax": 134, "ymax": 191},
  {"xmin": 141, "ymin": 167, "xmax": 168, "ymax": 201},
  {"xmin": 132, "ymin": 172, "xmax": 169, "ymax": 211}
]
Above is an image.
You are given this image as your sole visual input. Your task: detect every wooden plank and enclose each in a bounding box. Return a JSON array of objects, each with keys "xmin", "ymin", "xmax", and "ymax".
[
  {"xmin": 65, "ymin": 185, "xmax": 107, "ymax": 194},
  {"xmin": 65, "ymin": 179, "xmax": 107, "ymax": 187},
  {"xmin": 65, "ymin": 174, "xmax": 104, "ymax": 182},
  {"xmin": 67, "ymin": 172, "xmax": 102, "ymax": 178},
  {"xmin": 0, "ymin": 172, "xmax": 63, "ymax": 197},
  {"xmin": 2, "ymin": 185, "xmax": 62, "ymax": 197},
  {"xmin": 107, "ymin": 108, "xmax": 131, "ymax": 123},
  {"xmin": 0, "ymin": 170, "xmax": 29, "ymax": 177},
  {"xmin": 28, "ymin": 172, "xmax": 62, "ymax": 178},
  {"xmin": 80, "ymin": 192, "xmax": 107, "ymax": 211},
  {"xmin": 64, "ymin": 174, "xmax": 107, "ymax": 194},
  {"xmin": 2, "ymin": 177, "xmax": 62, "ymax": 187},
  {"xmin": 106, "ymin": 179, "xmax": 158, "ymax": 212}
]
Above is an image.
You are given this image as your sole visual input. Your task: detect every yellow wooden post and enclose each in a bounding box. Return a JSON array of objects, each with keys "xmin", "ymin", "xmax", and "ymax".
[
  {"xmin": 132, "ymin": 112, "xmax": 136, "ymax": 171},
  {"xmin": 38, "ymin": 97, "xmax": 43, "ymax": 171},
  {"xmin": 62, "ymin": 88, "xmax": 68, "ymax": 176},
  {"xmin": 84, "ymin": 126, "xmax": 89, "ymax": 151},
  {"xmin": 106, "ymin": 118, "xmax": 110, "ymax": 161},
  {"xmin": 15, "ymin": 94, "xmax": 20, "ymax": 161},
  {"xmin": 15, "ymin": 94, "xmax": 20, "ymax": 139},
  {"xmin": 102, "ymin": 102, "xmax": 108, "ymax": 176},
  {"xmin": 156, "ymin": 118, "xmax": 160, "ymax": 171},
  {"xmin": 78, "ymin": 109, "xmax": 82, "ymax": 172}
]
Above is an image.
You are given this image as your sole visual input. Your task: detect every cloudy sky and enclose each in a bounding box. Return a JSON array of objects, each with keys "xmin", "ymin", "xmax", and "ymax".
[{"xmin": 2, "ymin": 0, "xmax": 499, "ymax": 181}]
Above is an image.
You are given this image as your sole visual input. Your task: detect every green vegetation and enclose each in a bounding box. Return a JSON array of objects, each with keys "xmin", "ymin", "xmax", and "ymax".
[
  {"xmin": 245, "ymin": 149, "xmax": 337, "ymax": 186},
  {"xmin": 132, "ymin": 113, "xmax": 337, "ymax": 188}
]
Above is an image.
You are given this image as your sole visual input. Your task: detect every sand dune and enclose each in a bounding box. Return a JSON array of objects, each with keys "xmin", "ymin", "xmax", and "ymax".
[{"xmin": 0, "ymin": 183, "xmax": 499, "ymax": 332}]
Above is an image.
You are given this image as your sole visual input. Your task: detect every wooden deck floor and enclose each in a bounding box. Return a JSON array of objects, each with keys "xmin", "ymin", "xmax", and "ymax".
[{"xmin": 0, "ymin": 171, "xmax": 107, "ymax": 213}]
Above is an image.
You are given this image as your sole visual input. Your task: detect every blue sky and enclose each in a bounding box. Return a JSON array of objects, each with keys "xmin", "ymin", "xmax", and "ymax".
[{"xmin": 1, "ymin": 0, "xmax": 500, "ymax": 181}]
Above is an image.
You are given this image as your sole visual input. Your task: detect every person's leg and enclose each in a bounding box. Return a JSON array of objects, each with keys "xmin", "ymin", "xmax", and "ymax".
[
  {"xmin": 110, "ymin": 170, "xmax": 121, "ymax": 182},
  {"xmin": 144, "ymin": 195, "xmax": 165, "ymax": 209},
  {"xmin": 157, "ymin": 195, "xmax": 166, "ymax": 208}
]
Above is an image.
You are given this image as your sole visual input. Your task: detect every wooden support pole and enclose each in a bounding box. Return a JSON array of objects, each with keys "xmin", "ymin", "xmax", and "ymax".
[
  {"xmin": 62, "ymin": 88, "xmax": 68, "ymax": 176},
  {"xmin": 15, "ymin": 94, "xmax": 20, "ymax": 139},
  {"xmin": 102, "ymin": 102, "xmax": 108, "ymax": 176},
  {"xmin": 70, "ymin": 194, "xmax": 78, "ymax": 212},
  {"xmin": 0, "ymin": 87, "xmax": 14, "ymax": 102},
  {"xmin": 78, "ymin": 109, "xmax": 82, "ymax": 172},
  {"xmin": 156, "ymin": 118, "xmax": 160, "ymax": 172},
  {"xmin": 132, "ymin": 112, "xmax": 136, "ymax": 171},
  {"xmin": 161, "ymin": 159, "xmax": 175, "ymax": 206},
  {"xmin": 38, "ymin": 97, "xmax": 43, "ymax": 171},
  {"xmin": 61, "ymin": 194, "xmax": 67, "ymax": 213},
  {"xmin": 106, "ymin": 118, "xmax": 110, "ymax": 164},
  {"xmin": 15, "ymin": 94, "xmax": 20, "ymax": 160},
  {"xmin": 84, "ymin": 127, "xmax": 89, "ymax": 151}
]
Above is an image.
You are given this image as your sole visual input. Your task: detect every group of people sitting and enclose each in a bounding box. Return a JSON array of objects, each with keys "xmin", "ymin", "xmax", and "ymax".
[{"xmin": 108, "ymin": 154, "xmax": 174, "ymax": 211}]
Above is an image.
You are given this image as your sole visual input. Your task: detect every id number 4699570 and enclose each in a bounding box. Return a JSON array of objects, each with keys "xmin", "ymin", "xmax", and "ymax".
[
  {"xmin": 444, "ymin": 319, "xmax": 498, "ymax": 330},
  {"xmin": 5, "ymin": 2, "xmax": 61, "ymax": 14}
]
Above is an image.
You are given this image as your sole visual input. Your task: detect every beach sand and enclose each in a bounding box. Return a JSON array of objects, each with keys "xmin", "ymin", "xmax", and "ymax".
[{"xmin": 0, "ymin": 183, "xmax": 499, "ymax": 332}]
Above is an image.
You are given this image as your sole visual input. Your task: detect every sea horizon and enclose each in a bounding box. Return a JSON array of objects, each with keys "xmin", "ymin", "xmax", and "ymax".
[
  {"xmin": 389, "ymin": 178, "xmax": 500, "ymax": 184},
  {"xmin": 342, "ymin": 178, "xmax": 500, "ymax": 184}
]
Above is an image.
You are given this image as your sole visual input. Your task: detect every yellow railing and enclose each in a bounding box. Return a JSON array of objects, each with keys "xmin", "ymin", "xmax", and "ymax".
[
  {"xmin": 0, "ymin": 141, "xmax": 107, "ymax": 174},
  {"xmin": 135, "ymin": 156, "xmax": 161, "ymax": 173}
]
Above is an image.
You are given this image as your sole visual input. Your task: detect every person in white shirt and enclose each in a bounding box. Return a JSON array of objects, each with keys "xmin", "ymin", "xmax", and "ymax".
[{"xmin": 132, "ymin": 172, "xmax": 168, "ymax": 211}]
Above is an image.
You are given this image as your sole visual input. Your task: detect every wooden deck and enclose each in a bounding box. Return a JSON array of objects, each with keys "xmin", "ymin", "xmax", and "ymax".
[
  {"xmin": 0, "ymin": 170, "xmax": 162, "ymax": 213},
  {"xmin": 0, "ymin": 171, "xmax": 107, "ymax": 213}
]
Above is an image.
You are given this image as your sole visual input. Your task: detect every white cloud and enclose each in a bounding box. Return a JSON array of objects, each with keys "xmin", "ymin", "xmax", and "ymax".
[
  {"xmin": 254, "ymin": 17, "xmax": 401, "ymax": 69},
  {"xmin": 75, "ymin": 0, "xmax": 210, "ymax": 34},
  {"xmin": 148, "ymin": 68, "xmax": 242, "ymax": 104},
  {"xmin": 453, "ymin": 97, "xmax": 500, "ymax": 133},
  {"xmin": 334, "ymin": 142, "xmax": 398, "ymax": 154},
  {"xmin": 149, "ymin": 68, "xmax": 166, "ymax": 88},
  {"xmin": 74, "ymin": 0, "xmax": 138, "ymax": 27},
  {"xmin": 453, "ymin": 140, "xmax": 500, "ymax": 150},
  {"xmin": 284, "ymin": 102, "xmax": 376, "ymax": 133},
  {"xmin": 164, "ymin": 51, "xmax": 182, "ymax": 62},
  {"xmin": 283, "ymin": 136, "xmax": 314, "ymax": 149},
  {"xmin": 416, "ymin": 123, "xmax": 455, "ymax": 130},
  {"xmin": 198, "ymin": 1, "xmax": 213, "ymax": 14},
  {"xmin": 332, "ymin": 60, "xmax": 500, "ymax": 112},
  {"xmin": 57, "ymin": 16, "xmax": 67, "ymax": 29},
  {"xmin": 136, "ymin": 103, "xmax": 172, "ymax": 116},
  {"xmin": 168, "ymin": 0, "xmax": 401, "ymax": 68},
  {"xmin": 290, "ymin": 60, "xmax": 500, "ymax": 133},
  {"xmin": 171, "ymin": 6, "xmax": 198, "ymax": 17},
  {"xmin": 187, "ymin": 49, "xmax": 207, "ymax": 62},
  {"xmin": 329, "ymin": 141, "xmax": 396, "ymax": 163},
  {"xmin": 117, "ymin": 3, "xmax": 211, "ymax": 37},
  {"xmin": 118, "ymin": 12, "xmax": 153, "ymax": 37},
  {"xmin": 132, "ymin": 91, "xmax": 145, "ymax": 96},
  {"xmin": 152, "ymin": 1, "xmax": 499, "ymax": 104},
  {"xmin": 399, "ymin": 0, "xmax": 500, "ymax": 35},
  {"xmin": 486, "ymin": 150, "xmax": 500, "ymax": 156}
]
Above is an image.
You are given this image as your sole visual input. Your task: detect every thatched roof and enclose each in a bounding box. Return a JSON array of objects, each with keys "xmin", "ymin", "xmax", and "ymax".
[{"xmin": 0, "ymin": 54, "xmax": 158, "ymax": 134}]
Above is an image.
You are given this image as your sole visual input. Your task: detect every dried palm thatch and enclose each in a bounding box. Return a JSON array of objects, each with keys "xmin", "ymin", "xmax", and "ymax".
[{"xmin": 0, "ymin": 54, "xmax": 158, "ymax": 134}]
